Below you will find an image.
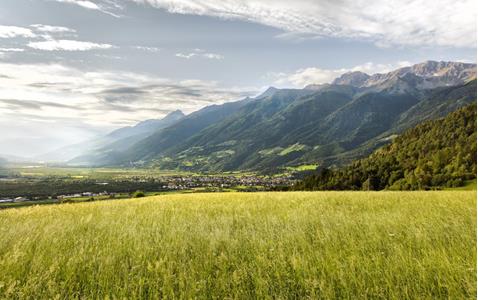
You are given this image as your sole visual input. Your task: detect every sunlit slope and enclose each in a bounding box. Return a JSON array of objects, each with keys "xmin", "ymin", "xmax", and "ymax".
[{"xmin": 0, "ymin": 192, "xmax": 475, "ymax": 298}]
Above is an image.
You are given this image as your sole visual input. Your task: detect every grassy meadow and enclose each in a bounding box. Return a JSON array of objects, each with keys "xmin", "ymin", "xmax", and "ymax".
[{"xmin": 0, "ymin": 191, "xmax": 475, "ymax": 299}]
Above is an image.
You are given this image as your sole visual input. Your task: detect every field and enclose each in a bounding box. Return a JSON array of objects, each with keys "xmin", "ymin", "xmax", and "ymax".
[
  {"xmin": 0, "ymin": 165, "xmax": 279, "ymax": 203},
  {"xmin": 3, "ymin": 166, "xmax": 255, "ymax": 179},
  {"xmin": 0, "ymin": 191, "xmax": 475, "ymax": 299}
]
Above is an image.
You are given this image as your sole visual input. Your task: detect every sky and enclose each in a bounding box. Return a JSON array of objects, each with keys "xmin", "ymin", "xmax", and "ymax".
[{"xmin": 0, "ymin": 0, "xmax": 476, "ymax": 157}]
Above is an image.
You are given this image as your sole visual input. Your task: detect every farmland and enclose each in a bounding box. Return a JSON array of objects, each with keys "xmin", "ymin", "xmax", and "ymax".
[
  {"xmin": 0, "ymin": 166, "xmax": 294, "ymax": 207},
  {"xmin": 0, "ymin": 191, "xmax": 475, "ymax": 299}
]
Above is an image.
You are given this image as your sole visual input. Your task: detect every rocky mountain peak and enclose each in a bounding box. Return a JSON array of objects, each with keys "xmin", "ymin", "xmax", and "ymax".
[
  {"xmin": 332, "ymin": 71, "xmax": 370, "ymax": 87},
  {"xmin": 256, "ymin": 86, "xmax": 278, "ymax": 99},
  {"xmin": 304, "ymin": 83, "xmax": 331, "ymax": 91},
  {"xmin": 328, "ymin": 61, "xmax": 476, "ymax": 91},
  {"xmin": 164, "ymin": 110, "xmax": 185, "ymax": 119}
]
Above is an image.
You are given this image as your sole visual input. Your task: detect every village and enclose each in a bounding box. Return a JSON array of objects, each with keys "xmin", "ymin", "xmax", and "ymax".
[
  {"xmin": 0, "ymin": 174, "xmax": 296, "ymax": 204},
  {"xmin": 158, "ymin": 174, "xmax": 295, "ymax": 190},
  {"xmin": 0, "ymin": 191, "xmax": 113, "ymax": 203}
]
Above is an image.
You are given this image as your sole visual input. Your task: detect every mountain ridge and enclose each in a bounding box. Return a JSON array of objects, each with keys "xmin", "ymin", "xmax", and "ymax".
[
  {"xmin": 69, "ymin": 60, "xmax": 477, "ymax": 172},
  {"xmin": 334, "ymin": 61, "xmax": 476, "ymax": 90}
]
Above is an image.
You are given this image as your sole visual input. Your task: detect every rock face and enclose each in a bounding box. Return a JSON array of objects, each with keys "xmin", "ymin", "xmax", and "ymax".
[
  {"xmin": 304, "ymin": 83, "xmax": 331, "ymax": 91},
  {"xmin": 334, "ymin": 61, "xmax": 477, "ymax": 91},
  {"xmin": 332, "ymin": 71, "xmax": 370, "ymax": 87},
  {"xmin": 255, "ymin": 87, "xmax": 278, "ymax": 99}
]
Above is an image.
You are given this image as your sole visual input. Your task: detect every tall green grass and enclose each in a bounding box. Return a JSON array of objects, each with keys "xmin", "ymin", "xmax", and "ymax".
[{"xmin": 0, "ymin": 191, "xmax": 475, "ymax": 299}]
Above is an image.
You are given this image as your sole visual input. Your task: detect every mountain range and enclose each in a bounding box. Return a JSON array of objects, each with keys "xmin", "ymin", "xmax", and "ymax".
[{"xmin": 38, "ymin": 60, "xmax": 477, "ymax": 172}]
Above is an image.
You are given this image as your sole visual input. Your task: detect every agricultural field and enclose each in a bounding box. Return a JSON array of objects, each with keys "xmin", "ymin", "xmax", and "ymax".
[
  {"xmin": 3, "ymin": 166, "xmax": 196, "ymax": 180},
  {"xmin": 0, "ymin": 165, "xmax": 296, "ymax": 209},
  {"xmin": 0, "ymin": 191, "xmax": 475, "ymax": 299}
]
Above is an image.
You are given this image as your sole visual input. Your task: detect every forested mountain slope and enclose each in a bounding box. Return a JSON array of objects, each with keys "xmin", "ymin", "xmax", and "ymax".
[
  {"xmin": 296, "ymin": 104, "xmax": 477, "ymax": 190},
  {"xmin": 138, "ymin": 79, "xmax": 476, "ymax": 172}
]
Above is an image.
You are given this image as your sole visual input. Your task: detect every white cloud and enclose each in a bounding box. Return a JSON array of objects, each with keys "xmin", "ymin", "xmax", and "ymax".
[
  {"xmin": 176, "ymin": 49, "xmax": 224, "ymax": 60},
  {"xmin": 52, "ymin": 0, "xmax": 122, "ymax": 17},
  {"xmin": 54, "ymin": 0, "xmax": 101, "ymax": 10},
  {"xmin": 94, "ymin": 54, "xmax": 123, "ymax": 60},
  {"xmin": 0, "ymin": 25, "xmax": 35, "ymax": 38},
  {"xmin": 272, "ymin": 61, "xmax": 413, "ymax": 87},
  {"xmin": 0, "ymin": 61, "xmax": 256, "ymax": 155},
  {"xmin": 279, "ymin": 68, "xmax": 344, "ymax": 87},
  {"xmin": 0, "ymin": 58, "xmax": 305, "ymax": 157},
  {"xmin": 30, "ymin": 24, "xmax": 76, "ymax": 33},
  {"xmin": 0, "ymin": 61, "xmax": 256, "ymax": 126},
  {"xmin": 27, "ymin": 39, "xmax": 114, "ymax": 51},
  {"xmin": 176, "ymin": 53, "xmax": 196, "ymax": 59},
  {"xmin": 134, "ymin": 46, "xmax": 161, "ymax": 52},
  {"xmin": 0, "ymin": 48, "xmax": 25, "ymax": 52},
  {"xmin": 131, "ymin": 0, "xmax": 476, "ymax": 48},
  {"xmin": 202, "ymin": 53, "xmax": 224, "ymax": 60}
]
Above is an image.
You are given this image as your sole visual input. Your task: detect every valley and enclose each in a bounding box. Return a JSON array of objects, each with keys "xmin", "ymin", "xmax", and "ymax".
[
  {"xmin": 0, "ymin": 59, "xmax": 475, "ymax": 299},
  {"xmin": 1, "ymin": 1, "xmax": 476, "ymax": 298},
  {"xmin": 1, "ymin": 61, "xmax": 476, "ymax": 208},
  {"xmin": 0, "ymin": 166, "xmax": 295, "ymax": 208}
]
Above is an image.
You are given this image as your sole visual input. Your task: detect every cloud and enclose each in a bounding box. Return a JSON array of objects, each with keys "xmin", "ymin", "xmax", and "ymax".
[
  {"xmin": 0, "ymin": 24, "xmax": 78, "ymax": 47},
  {"xmin": 94, "ymin": 54, "xmax": 123, "ymax": 60},
  {"xmin": 175, "ymin": 53, "xmax": 195, "ymax": 59},
  {"xmin": 52, "ymin": 0, "xmax": 123, "ymax": 17},
  {"xmin": 272, "ymin": 61, "xmax": 413, "ymax": 87},
  {"xmin": 30, "ymin": 24, "xmax": 76, "ymax": 33},
  {"xmin": 0, "ymin": 98, "xmax": 83, "ymax": 111},
  {"xmin": 202, "ymin": 53, "xmax": 224, "ymax": 60},
  {"xmin": 0, "ymin": 61, "xmax": 257, "ymax": 126},
  {"xmin": 27, "ymin": 39, "xmax": 114, "ymax": 51},
  {"xmin": 134, "ymin": 46, "xmax": 161, "ymax": 52},
  {"xmin": 97, "ymin": 81, "xmax": 254, "ymax": 105},
  {"xmin": 0, "ymin": 25, "xmax": 35, "ymax": 38},
  {"xmin": 56, "ymin": 0, "xmax": 100, "ymax": 10},
  {"xmin": 131, "ymin": 0, "xmax": 476, "ymax": 48},
  {"xmin": 0, "ymin": 48, "xmax": 25, "ymax": 52},
  {"xmin": 176, "ymin": 48, "xmax": 224, "ymax": 60},
  {"xmin": 0, "ymin": 48, "xmax": 25, "ymax": 60}
]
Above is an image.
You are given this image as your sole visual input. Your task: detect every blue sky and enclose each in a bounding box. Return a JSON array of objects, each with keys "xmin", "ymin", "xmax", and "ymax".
[{"xmin": 0, "ymin": 0, "xmax": 476, "ymax": 156}]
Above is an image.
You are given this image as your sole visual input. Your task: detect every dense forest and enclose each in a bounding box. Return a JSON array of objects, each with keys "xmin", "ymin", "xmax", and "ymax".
[{"xmin": 295, "ymin": 104, "xmax": 477, "ymax": 190}]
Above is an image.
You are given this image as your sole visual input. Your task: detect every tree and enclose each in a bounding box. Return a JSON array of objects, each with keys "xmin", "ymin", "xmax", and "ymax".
[{"xmin": 132, "ymin": 190, "xmax": 145, "ymax": 198}]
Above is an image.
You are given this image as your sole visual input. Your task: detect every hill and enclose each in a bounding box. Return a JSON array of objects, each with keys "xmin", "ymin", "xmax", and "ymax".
[
  {"xmin": 296, "ymin": 104, "xmax": 477, "ymax": 190},
  {"xmin": 0, "ymin": 191, "xmax": 475, "ymax": 298}
]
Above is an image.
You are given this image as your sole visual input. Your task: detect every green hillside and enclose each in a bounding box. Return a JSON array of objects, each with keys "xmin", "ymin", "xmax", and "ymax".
[
  {"xmin": 69, "ymin": 63, "xmax": 476, "ymax": 173},
  {"xmin": 119, "ymin": 80, "xmax": 476, "ymax": 172},
  {"xmin": 296, "ymin": 104, "xmax": 477, "ymax": 190},
  {"xmin": 0, "ymin": 191, "xmax": 475, "ymax": 298}
]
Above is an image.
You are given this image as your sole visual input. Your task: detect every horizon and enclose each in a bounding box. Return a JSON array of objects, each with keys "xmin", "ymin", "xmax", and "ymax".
[{"xmin": 0, "ymin": 0, "xmax": 477, "ymax": 157}]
